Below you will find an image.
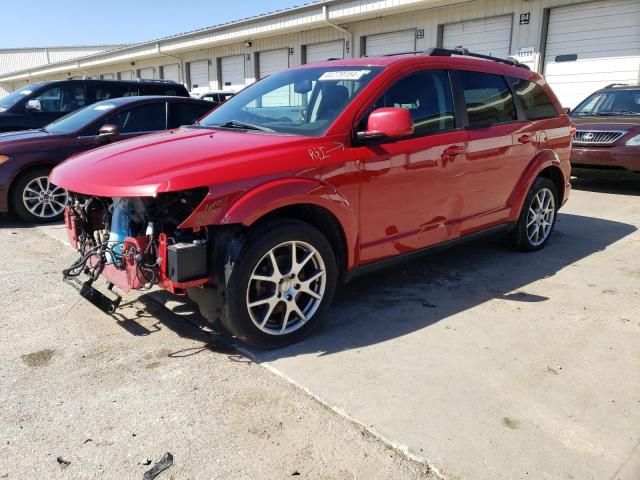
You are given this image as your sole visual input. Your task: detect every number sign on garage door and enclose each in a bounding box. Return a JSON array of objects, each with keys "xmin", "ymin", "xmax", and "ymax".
[
  {"xmin": 189, "ymin": 60, "xmax": 210, "ymax": 92},
  {"xmin": 161, "ymin": 64, "xmax": 180, "ymax": 83},
  {"xmin": 220, "ymin": 55, "xmax": 245, "ymax": 92},
  {"xmin": 442, "ymin": 16, "xmax": 512, "ymax": 58},
  {"xmin": 543, "ymin": 0, "xmax": 640, "ymax": 109},
  {"xmin": 364, "ymin": 30, "xmax": 416, "ymax": 56},
  {"xmin": 259, "ymin": 49, "xmax": 290, "ymax": 107},
  {"xmin": 306, "ymin": 40, "xmax": 345, "ymax": 63}
]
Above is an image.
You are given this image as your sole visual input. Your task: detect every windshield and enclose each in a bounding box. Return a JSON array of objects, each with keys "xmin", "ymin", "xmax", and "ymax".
[
  {"xmin": 198, "ymin": 66, "xmax": 383, "ymax": 136},
  {"xmin": 45, "ymin": 101, "xmax": 118, "ymax": 134},
  {"xmin": 572, "ymin": 89, "xmax": 640, "ymax": 116},
  {"xmin": 0, "ymin": 84, "xmax": 40, "ymax": 109}
]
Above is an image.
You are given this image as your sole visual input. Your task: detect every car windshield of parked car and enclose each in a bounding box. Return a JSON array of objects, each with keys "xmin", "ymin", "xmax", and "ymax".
[
  {"xmin": 198, "ymin": 66, "xmax": 383, "ymax": 136},
  {"xmin": 0, "ymin": 84, "xmax": 39, "ymax": 110},
  {"xmin": 572, "ymin": 89, "xmax": 640, "ymax": 116},
  {"xmin": 45, "ymin": 102, "xmax": 118, "ymax": 134}
]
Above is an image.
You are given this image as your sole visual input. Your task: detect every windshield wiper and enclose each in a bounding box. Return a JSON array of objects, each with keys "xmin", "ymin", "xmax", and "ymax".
[{"xmin": 218, "ymin": 120, "xmax": 275, "ymax": 132}]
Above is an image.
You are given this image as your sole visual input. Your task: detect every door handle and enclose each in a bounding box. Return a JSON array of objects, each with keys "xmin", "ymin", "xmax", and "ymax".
[
  {"xmin": 518, "ymin": 134, "xmax": 535, "ymax": 144},
  {"xmin": 442, "ymin": 145, "xmax": 466, "ymax": 156}
]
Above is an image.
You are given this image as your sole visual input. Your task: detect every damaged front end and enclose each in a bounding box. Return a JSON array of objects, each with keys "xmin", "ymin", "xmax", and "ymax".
[{"xmin": 62, "ymin": 188, "xmax": 211, "ymax": 313}]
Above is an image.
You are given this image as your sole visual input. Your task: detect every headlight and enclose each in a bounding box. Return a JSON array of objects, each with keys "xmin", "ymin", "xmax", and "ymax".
[
  {"xmin": 625, "ymin": 134, "xmax": 640, "ymax": 146},
  {"xmin": 0, "ymin": 155, "xmax": 10, "ymax": 165}
]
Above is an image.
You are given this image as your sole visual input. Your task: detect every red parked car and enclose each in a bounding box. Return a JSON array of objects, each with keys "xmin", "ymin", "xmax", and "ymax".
[{"xmin": 51, "ymin": 48, "xmax": 573, "ymax": 347}]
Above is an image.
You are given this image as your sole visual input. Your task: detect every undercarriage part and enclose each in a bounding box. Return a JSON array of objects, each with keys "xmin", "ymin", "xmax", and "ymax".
[
  {"xmin": 63, "ymin": 275, "xmax": 122, "ymax": 314},
  {"xmin": 167, "ymin": 241, "xmax": 208, "ymax": 282}
]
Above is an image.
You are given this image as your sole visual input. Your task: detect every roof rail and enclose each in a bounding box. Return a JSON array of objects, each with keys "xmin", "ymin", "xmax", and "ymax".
[
  {"xmin": 67, "ymin": 75, "xmax": 93, "ymax": 80},
  {"xmin": 136, "ymin": 78, "xmax": 177, "ymax": 84},
  {"xmin": 604, "ymin": 83, "xmax": 628, "ymax": 88},
  {"xmin": 423, "ymin": 47, "xmax": 531, "ymax": 70}
]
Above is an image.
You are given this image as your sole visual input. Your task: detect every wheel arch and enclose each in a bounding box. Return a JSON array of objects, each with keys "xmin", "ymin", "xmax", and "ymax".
[{"xmin": 509, "ymin": 149, "xmax": 566, "ymax": 221}]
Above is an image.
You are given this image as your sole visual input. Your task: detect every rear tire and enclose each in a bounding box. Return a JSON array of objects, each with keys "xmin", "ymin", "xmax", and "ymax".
[
  {"xmin": 10, "ymin": 168, "xmax": 68, "ymax": 223},
  {"xmin": 508, "ymin": 177, "xmax": 559, "ymax": 251},
  {"xmin": 219, "ymin": 219, "xmax": 337, "ymax": 348}
]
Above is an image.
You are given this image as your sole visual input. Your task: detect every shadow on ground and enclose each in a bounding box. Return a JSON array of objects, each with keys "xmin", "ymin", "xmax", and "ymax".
[{"xmin": 571, "ymin": 177, "xmax": 640, "ymax": 196}]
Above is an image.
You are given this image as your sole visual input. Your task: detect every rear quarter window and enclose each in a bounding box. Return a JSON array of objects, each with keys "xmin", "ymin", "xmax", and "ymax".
[
  {"xmin": 458, "ymin": 71, "xmax": 517, "ymax": 127},
  {"xmin": 509, "ymin": 77, "xmax": 558, "ymax": 120}
]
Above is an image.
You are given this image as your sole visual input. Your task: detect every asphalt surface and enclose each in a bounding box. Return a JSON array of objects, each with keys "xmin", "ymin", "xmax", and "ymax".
[{"xmin": 1, "ymin": 177, "xmax": 639, "ymax": 480}]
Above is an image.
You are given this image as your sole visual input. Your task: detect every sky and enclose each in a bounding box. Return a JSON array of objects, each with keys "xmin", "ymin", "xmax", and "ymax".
[{"xmin": 0, "ymin": 0, "xmax": 305, "ymax": 48}]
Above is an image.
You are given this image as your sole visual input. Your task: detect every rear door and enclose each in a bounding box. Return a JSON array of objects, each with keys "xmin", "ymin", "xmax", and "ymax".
[
  {"xmin": 356, "ymin": 69, "xmax": 467, "ymax": 263},
  {"xmin": 454, "ymin": 69, "xmax": 534, "ymax": 228}
]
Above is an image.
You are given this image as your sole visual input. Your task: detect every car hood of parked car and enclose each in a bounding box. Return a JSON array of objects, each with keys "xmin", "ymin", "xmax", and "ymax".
[
  {"xmin": 50, "ymin": 127, "xmax": 333, "ymax": 197},
  {"xmin": 572, "ymin": 116, "xmax": 640, "ymax": 131},
  {"xmin": 0, "ymin": 129, "xmax": 70, "ymax": 153}
]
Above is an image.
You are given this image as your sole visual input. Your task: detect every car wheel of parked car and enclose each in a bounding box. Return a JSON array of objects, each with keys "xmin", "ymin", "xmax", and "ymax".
[
  {"xmin": 10, "ymin": 168, "xmax": 69, "ymax": 223},
  {"xmin": 509, "ymin": 177, "xmax": 559, "ymax": 251},
  {"xmin": 219, "ymin": 219, "xmax": 337, "ymax": 348}
]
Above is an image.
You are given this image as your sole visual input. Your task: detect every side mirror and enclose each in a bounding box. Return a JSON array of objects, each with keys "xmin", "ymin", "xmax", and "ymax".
[
  {"xmin": 564, "ymin": 107, "xmax": 571, "ymax": 115},
  {"xmin": 96, "ymin": 124, "xmax": 119, "ymax": 144},
  {"xmin": 25, "ymin": 99, "xmax": 42, "ymax": 112},
  {"xmin": 357, "ymin": 107, "xmax": 414, "ymax": 143}
]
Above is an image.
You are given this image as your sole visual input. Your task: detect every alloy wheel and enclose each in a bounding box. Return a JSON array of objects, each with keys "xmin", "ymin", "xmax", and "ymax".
[
  {"xmin": 526, "ymin": 187, "xmax": 555, "ymax": 246},
  {"xmin": 246, "ymin": 240, "xmax": 326, "ymax": 335},
  {"xmin": 22, "ymin": 176, "xmax": 68, "ymax": 220}
]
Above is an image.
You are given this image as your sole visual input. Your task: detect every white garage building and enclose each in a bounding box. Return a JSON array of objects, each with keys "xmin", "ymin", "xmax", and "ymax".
[{"xmin": 0, "ymin": 0, "xmax": 638, "ymax": 108}]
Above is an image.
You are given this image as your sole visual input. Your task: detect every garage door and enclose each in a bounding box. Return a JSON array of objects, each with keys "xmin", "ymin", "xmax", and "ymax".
[
  {"xmin": 258, "ymin": 49, "xmax": 290, "ymax": 107},
  {"xmin": 543, "ymin": 0, "xmax": 640, "ymax": 109},
  {"xmin": 220, "ymin": 55, "xmax": 245, "ymax": 92},
  {"xmin": 306, "ymin": 40, "xmax": 344, "ymax": 63},
  {"xmin": 161, "ymin": 64, "xmax": 180, "ymax": 83},
  {"xmin": 118, "ymin": 71, "xmax": 134, "ymax": 81},
  {"xmin": 442, "ymin": 16, "xmax": 512, "ymax": 57},
  {"xmin": 138, "ymin": 67, "xmax": 154, "ymax": 80},
  {"xmin": 189, "ymin": 60, "xmax": 210, "ymax": 92},
  {"xmin": 364, "ymin": 30, "xmax": 416, "ymax": 56},
  {"xmin": 100, "ymin": 73, "xmax": 115, "ymax": 80}
]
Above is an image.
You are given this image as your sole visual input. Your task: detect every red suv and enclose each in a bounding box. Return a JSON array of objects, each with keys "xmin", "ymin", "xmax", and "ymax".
[{"xmin": 51, "ymin": 48, "xmax": 573, "ymax": 348}]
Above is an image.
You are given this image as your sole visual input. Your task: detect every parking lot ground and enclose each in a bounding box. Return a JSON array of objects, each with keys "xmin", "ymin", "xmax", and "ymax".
[
  {"xmin": 0, "ymin": 221, "xmax": 436, "ymax": 479},
  {"xmin": 1, "ymin": 180, "xmax": 639, "ymax": 480}
]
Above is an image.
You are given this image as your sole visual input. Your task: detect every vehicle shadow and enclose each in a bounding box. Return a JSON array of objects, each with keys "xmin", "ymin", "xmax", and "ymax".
[
  {"xmin": 571, "ymin": 177, "xmax": 640, "ymax": 196},
  {"xmin": 244, "ymin": 212, "xmax": 636, "ymax": 361}
]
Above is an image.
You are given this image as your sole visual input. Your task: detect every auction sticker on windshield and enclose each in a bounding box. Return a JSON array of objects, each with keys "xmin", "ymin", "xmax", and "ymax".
[{"xmin": 319, "ymin": 70, "xmax": 371, "ymax": 81}]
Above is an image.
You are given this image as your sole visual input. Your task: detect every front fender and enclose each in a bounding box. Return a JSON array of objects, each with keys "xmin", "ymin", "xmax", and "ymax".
[
  {"xmin": 179, "ymin": 177, "xmax": 359, "ymax": 269},
  {"xmin": 508, "ymin": 149, "xmax": 566, "ymax": 222}
]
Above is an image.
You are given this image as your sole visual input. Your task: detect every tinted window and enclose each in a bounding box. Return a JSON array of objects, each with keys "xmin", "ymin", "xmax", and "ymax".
[
  {"xmin": 509, "ymin": 78, "xmax": 557, "ymax": 120},
  {"xmin": 459, "ymin": 71, "xmax": 516, "ymax": 126},
  {"xmin": 95, "ymin": 84, "xmax": 138, "ymax": 101},
  {"xmin": 169, "ymin": 102, "xmax": 213, "ymax": 127},
  {"xmin": 34, "ymin": 84, "xmax": 87, "ymax": 113},
  {"xmin": 371, "ymin": 70, "xmax": 455, "ymax": 136},
  {"xmin": 98, "ymin": 102, "xmax": 166, "ymax": 133},
  {"xmin": 139, "ymin": 84, "xmax": 180, "ymax": 96}
]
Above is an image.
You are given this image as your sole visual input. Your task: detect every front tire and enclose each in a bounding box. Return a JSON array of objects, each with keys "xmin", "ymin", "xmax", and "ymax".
[
  {"xmin": 10, "ymin": 168, "xmax": 68, "ymax": 223},
  {"xmin": 219, "ymin": 220, "xmax": 337, "ymax": 348},
  {"xmin": 508, "ymin": 177, "xmax": 559, "ymax": 251}
]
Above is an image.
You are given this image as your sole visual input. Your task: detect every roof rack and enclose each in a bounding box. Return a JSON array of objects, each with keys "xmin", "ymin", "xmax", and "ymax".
[
  {"xmin": 136, "ymin": 78, "xmax": 177, "ymax": 84},
  {"xmin": 423, "ymin": 47, "xmax": 530, "ymax": 70},
  {"xmin": 67, "ymin": 75, "xmax": 93, "ymax": 80},
  {"xmin": 604, "ymin": 83, "xmax": 628, "ymax": 88}
]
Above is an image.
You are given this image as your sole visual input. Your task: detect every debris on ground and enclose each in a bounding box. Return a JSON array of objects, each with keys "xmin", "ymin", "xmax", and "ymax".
[
  {"xmin": 143, "ymin": 452, "xmax": 173, "ymax": 480},
  {"xmin": 56, "ymin": 456, "xmax": 70, "ymax": 468}
]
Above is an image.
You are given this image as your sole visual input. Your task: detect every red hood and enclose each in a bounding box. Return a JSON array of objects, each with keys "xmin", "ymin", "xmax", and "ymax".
[{"xmin": 50, "ymin": 127, "xmax": 318, "ymax": 197}]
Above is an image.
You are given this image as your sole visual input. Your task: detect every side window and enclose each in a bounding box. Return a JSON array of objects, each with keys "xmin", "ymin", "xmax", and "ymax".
[
  {"xmin": 458, "ymin": 71, "xmax": 516, "ymax": 127},
  {"xmin": 33, "ymin": 84, "xmax": 87, "ymax": 113},
  {"xmin": 100, "ymin": 102, "xmax": 166, "ymax": 133},
  {"xmin": 96, "ymin": 84, "xmax": 124, "ymax": 101},
  {"xmin": 169, "ymin": 102, "xmax": 213, "ymax": 128},
  {"xmin": 369, "ymin": 70, "xmax": 455, "ymax": 136},
  {"xmin": 509, "ymin": 77, "xmax": 558, "ymax": 120}
]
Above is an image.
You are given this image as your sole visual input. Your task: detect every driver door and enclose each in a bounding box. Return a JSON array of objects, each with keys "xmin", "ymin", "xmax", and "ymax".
[{"xmin": 355, "ymin": 69, "xmax": 468, "ymax": 264}]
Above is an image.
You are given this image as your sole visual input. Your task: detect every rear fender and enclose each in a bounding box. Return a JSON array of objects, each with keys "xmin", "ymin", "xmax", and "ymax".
[{"xmin": 508, "ymin": 149, "xmax": 565, "ymax": 221}]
